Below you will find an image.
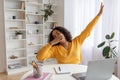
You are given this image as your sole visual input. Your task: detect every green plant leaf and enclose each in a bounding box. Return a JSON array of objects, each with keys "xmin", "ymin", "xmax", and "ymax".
[
  {"xmin": 97, "ymin": 41, "xmax": 105, "ymax": 48},
  {"xmin": 15, "ymin": 31, "xmax": 23, "ymax": 35},
  {"xmin": 43, "ymin": 4, "xmax": 54, "ymax": 21},
  {"xmin": 105, "ymin": 32, "xmax": 115, "ymax": 39},
  {"xmin": 105, "ymin": 34, "xmax": 111, "ymax": 39},
  {"xmin": 110, "ymin": 32, "xmax": 115, "ymax": 39},
  {"xmin": 102, "ymin": 46, "xmax": 110, "ymax": 58}
]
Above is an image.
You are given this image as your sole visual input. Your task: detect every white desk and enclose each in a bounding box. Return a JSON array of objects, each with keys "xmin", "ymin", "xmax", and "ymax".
[{"xmin": 21, "ymin": 64, "xmax": 119, "ymax": 80}]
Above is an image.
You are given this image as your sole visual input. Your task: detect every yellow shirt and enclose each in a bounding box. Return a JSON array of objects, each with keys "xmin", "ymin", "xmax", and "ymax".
[{"xmin": 36, "ymin": 15, "xmax": 100, "ymax": 64}]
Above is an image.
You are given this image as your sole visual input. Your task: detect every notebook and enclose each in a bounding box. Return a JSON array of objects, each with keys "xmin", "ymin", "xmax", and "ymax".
[
  {"xmin": 54, "ymin": 66, "xmax": 71, "ymax": 74},
  {"xmin": 72, "ymin": 59, "xmax": 115, "ymax": 80}
]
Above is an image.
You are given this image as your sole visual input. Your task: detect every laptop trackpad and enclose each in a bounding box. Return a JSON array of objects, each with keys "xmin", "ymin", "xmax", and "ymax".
[{"xmin": 72, "ymin": 72, "xmax": 86, "ymax": 80}]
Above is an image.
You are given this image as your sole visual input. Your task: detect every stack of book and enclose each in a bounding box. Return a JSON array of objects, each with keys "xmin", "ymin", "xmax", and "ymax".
[{"xmin": 8, "ymin": 63, "xmax": 22, "ymax": 69}]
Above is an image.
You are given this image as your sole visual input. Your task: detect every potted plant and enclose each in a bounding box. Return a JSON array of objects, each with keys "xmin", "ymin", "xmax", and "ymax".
[
  {"xmin": 15, "ymin": 31, "xmax": 23, "ymax": 39},
  {"xmin": 97, "ymin": 32, "xmax": 118, "ymax": 59},
  {"xmin": 43, "ymin": 0, "xmax": 54, "ymax": 21},
  {"xmin": 97, "ymin": 32, "xmax": 118, "ymax": 75}
]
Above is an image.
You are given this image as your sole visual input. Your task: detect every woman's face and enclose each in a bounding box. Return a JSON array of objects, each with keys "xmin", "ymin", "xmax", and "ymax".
[{"xmin": 52, "ymin": 30, "xmax": 66, "ymax": 43}]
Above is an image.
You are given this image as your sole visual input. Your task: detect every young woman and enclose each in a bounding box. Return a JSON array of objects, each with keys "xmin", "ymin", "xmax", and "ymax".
[{"xmin": 36, "ymin": 3, "xmax": 104, "ymax": 64}]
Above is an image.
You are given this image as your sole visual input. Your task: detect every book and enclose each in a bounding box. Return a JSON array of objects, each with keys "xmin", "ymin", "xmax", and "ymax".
[
  {"xmin": 54, "ymin": 66, "xmax": 71, "ymax": 74},
  {"xmin": 8, "ymin": 63, "xmax": 22, "ymax": 69},
  {"xmin": 21, "ymin": 1, "xmax": 25, "ymax": 10},
  {"xmin": 24, "ymin": 72, "xmax": 52, "ymax": 80}
]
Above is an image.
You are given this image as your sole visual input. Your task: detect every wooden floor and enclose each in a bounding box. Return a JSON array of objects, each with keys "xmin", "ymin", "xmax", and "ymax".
[{"xmin": 0, "ymin": 71, "xmax": 27, "ymax": 80}]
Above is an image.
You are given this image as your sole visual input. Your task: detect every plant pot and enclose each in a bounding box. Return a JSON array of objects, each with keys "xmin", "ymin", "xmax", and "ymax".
[{"xmin": 17, "ymin": 35, "xmax": 22, "ymax": 39}]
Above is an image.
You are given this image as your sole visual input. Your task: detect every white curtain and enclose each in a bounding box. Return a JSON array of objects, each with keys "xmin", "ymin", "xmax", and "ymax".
[
  {"xmin": 64, "ymin": 0, "xmax": 120, "ymax": 78},
  {"xmin": 64, "ymin": 0, "xmax": 102, "ymax": 64},
  {"xmin": 103, "ymin": 0, "xmax": 120, "ymax": 78}
]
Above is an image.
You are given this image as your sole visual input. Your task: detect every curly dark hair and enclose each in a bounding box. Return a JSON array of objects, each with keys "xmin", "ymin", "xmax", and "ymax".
[{"xmin": 48, "ymin": 26, "xmax": 72, "ymax": 45}]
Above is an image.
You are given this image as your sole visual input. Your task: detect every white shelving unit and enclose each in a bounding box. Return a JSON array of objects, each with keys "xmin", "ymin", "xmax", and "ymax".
[{"xmin": 4, "ymin": 0, "xmax": 58, "ymax": 74}]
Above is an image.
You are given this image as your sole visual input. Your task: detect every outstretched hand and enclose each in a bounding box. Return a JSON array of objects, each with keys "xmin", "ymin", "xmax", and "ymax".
[{"xmin": 97, "ymin": 2, "xmax": 104, "ymax": 16}]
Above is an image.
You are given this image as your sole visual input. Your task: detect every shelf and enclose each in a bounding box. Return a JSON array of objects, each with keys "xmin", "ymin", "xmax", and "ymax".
[
  {"xmin": 26, "ymin": 24, "xmax": 43, "ymax": 26},
  {"xmin": 7, "ymin": 29, "xmax": 26, "ymax": 31},
  {"xmin": 8, "ymin": 57, "xmax": 27, "ymax": 61},
  {"xmin": 27, "ymin": 44, "xmax": 43, "ymax": 47},
  {"xmin": 8, "ymin": 66, "xmax": 27, "ymax": 71},
  {"xmin": 6, "ymin": 39, "xmax": 26, "ymax": 41},
  {"xmin": 7, "ymin": 66, "xmax": 29, "ymax": 75},
  {"xmin": 7, "ymin": 48, "xmax": 26, "ymax": 51},
  {"xmin": 26, "ymin": 2, "xmax": 43, "ymax": 6},
  {"xmin": 5, "ymin": 0, "xmax": 25, "ymax": 2},
  {"xmin": 44, "ymin": 3, "xmax": 57, "ymax": 6},
  {"xmin": 6, "ymin": 19, "xmax": 25, "ymax": 22},
  {"xmin": 26, "ymin": 13, "xmax": 44, "ymax": 16},
  {"xmin": 27, "ymin": 34, "xmax": 43, "ymax": 37},
  {"xmin": 5, "ymin": 8, "xmax": 25, "ymax": 12},
  {"xmin": 45, "ymin": 21, "xmax": 57, "ymax": 23}
]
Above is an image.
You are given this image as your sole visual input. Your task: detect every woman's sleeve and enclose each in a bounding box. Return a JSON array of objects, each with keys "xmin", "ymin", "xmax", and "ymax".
[
  {"xmin": 74, "ymin": 15, "xmax": 101, "ymax": 44},
  {"xmin": 36, "ymin": 43, "xmax": 55, "ymax": 62}
]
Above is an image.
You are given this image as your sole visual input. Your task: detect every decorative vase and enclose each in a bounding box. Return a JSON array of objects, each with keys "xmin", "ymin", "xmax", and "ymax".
[{"xmin": 17, "ymin": 35, "xmax": 22, "ymax": 39}]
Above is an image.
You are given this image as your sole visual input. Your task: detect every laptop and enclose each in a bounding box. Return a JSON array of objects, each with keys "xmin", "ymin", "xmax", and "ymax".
[{"xmin": 72, "ymin": 59, "xmax": 116, "ymax": 80}]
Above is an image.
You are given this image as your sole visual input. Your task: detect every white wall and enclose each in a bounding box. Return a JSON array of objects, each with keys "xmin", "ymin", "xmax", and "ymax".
[
  {"xmin": 0, "ymin": 0, "xmax": 6, "ymax": 72},
  {"xmin": 57, "ymin": 0, "xmax": 64, "ymax": 26}
]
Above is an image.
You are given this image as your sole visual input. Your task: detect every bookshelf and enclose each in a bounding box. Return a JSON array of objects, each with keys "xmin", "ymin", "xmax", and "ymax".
[{"xmin": 3, "ymin": 0, "xmax": 61, "ymax": 74}]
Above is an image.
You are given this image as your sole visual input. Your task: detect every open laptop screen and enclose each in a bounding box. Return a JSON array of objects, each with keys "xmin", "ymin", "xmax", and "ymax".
[{"xmin": 72, "ymin": 59, "xmax": 115, "ymax": 80}]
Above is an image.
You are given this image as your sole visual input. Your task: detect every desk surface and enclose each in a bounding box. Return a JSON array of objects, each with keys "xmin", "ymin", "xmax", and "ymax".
[{"xmin": 21, "ymin": 64, "xmax": 119, "ymax": 80}]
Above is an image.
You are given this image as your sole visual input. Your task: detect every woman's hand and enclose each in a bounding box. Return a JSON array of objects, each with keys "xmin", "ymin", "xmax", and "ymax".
[
  {"xmin": 49, "ymin": 36, "xmax": 62, "ymax": 46},
  {"xmin": 97, "ymin": 2, "xmax": 104, "ymax": 16}
]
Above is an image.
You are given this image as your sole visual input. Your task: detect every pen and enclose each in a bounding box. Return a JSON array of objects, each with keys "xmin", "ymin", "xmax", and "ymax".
[{"xmin": 59, "ymin": 66, "xmax": 61, "ymax": 71}]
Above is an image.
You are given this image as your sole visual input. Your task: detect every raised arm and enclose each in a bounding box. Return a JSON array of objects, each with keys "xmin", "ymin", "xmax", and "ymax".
[
  {"xmin": 74, "ymin": 3, "xmax": 104, "ymax": 44},
  {"xmin": 97, "ymin": 3, "xmax": 104, "ymax": 16}
]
